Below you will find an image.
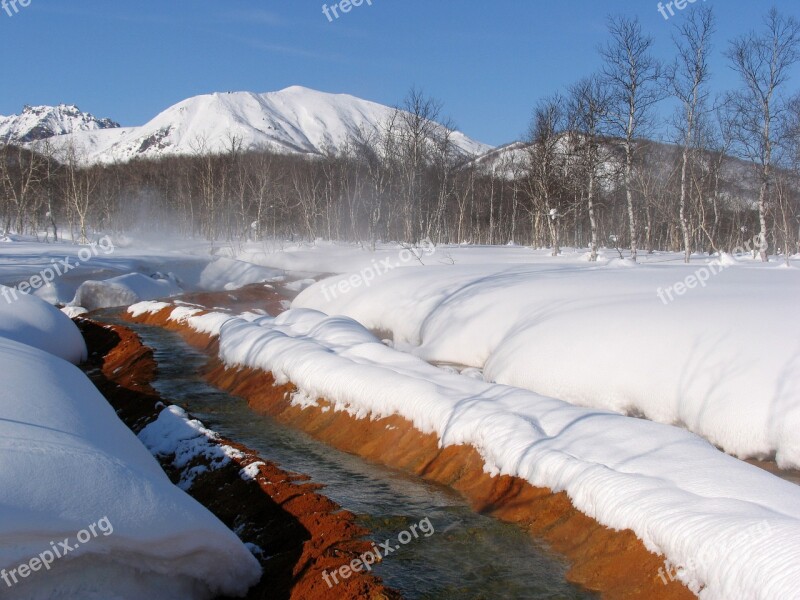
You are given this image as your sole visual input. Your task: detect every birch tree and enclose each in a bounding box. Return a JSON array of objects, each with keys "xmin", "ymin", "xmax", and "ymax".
[
  {"xmin": 726, "ymin": 8, "xmax": 800, "ymax": 262},
  {"xmin": 569, "ymin": 76, "xmax": 611, "ymax": 261},
  {"xmin": 601, "ymin": 16, "xmax": 662, "ymax": 261},
  {"xmin": 668, "ymin": 6, "xmax": 715, "ymax": 263}
]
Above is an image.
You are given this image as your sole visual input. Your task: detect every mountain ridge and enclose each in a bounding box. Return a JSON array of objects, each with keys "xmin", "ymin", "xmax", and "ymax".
[{"xmin": 4, "ymin": 87, "xmax": 493, "ymax": 164}]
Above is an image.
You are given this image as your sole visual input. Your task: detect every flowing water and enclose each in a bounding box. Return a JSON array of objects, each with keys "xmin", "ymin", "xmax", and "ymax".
[{"xmin": 96, "ymin": 311, "xmax": 595, "ymax": 600}]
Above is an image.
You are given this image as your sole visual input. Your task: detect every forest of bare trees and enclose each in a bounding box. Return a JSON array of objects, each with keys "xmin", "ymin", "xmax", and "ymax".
[{"xmin": 2, "ymin": 7, "xmax": 800, "ymax": 262}]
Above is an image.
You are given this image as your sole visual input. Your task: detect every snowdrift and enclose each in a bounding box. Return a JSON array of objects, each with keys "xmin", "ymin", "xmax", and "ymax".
[
  {"xmin": 295, "ymin": 259, "xmax": 800, "ymax": 468},
  {"xmin": 0, "ymin": 337, "xmax": 261, "ymax": 599},
  {"xmin": 0, "ymin": 285, "xmax": 86, "ymax": 364},
  {"xmin": 129, "ymin": 302, "xmax": 800, "ymax": 600}
]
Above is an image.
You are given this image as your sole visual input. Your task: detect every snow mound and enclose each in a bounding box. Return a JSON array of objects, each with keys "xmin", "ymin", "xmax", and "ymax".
[
  {"xmin": 71, "ymin": 273, "xmax": 182, "ymax": 310},
  {"xmin": 0, "ymin": 285, "xmax": 87, "ymax": 364},
  {"xmin": 0, "ymin": 337, "xmax": 261, "ymax": 598},
  {"xmin": 294, "ymin": 261, "xmax": 800, "ymax": 468},
  {"xmin": 606, "ymin": 257, "xmax": 637, "ymax": 268},
  {"xmin": 197, "ymin": 257, "xmax": 282, "ymax": 291},
  {"xmin": 717, "ymin": 252, "xmax": 739, "ymax": 266}
]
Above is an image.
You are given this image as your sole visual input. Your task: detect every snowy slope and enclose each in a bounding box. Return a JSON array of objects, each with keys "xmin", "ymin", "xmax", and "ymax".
[
  {"xmin": 44, "ymin": 86, "xmax": 492, "ymax": 163},
  {"xmin": 0, "ymin": 104, "xmax": 118, "ymax": 145},
  {"xmin": 130, "ymin": 301, "xmax": 800, "ymax": 600}
]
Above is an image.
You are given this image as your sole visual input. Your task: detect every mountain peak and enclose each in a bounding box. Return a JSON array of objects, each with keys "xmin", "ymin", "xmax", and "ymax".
[{"xmin": 0, "ymin": 104, "xmax": 119, "ymax": 144}]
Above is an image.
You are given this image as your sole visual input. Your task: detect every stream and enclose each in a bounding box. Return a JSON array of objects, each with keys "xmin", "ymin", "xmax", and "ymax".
[{"xmin": 96, "ymin": 310, "xmax": 595, "ymax": 600}]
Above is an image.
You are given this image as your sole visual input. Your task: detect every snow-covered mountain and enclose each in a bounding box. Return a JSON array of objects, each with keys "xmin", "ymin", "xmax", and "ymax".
[
  {"xmin": 38, "ymin": 86, "xmax": 493, "ymax": 164},
  {"xmin": 467, "ymin": 141, "xmax": 531, "ymax": 176},
  {"xmin": 0, "ymin": 104, "xmax": 119, "ymax": 144}
]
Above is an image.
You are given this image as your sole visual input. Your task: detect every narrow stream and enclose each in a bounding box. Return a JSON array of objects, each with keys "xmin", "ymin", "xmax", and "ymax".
[{"xmin": 97, "ymin": 311, "xmax": 595, "ymax": 600}]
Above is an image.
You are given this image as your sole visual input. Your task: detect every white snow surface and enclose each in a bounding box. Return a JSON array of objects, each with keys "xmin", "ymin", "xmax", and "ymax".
[
  {"xmin": 293, "ymin": 250, "xmax": 800, "ymax": 469},
  {"xmin": 139, "ymin": 302, "xmax": 800, "ymax": 600},
  {"xmin": 197, "ymin": 256, "xmax": 283, "ymax": 291},
  {"xmin": 138, "ymin": 405, "xmax": 244, "ymax": 490},
  {"xmin": 45, "ymin": 86, "xmax": 492, "ymax": 164},
  {"xmin": 0, "ymin": 285, "xmax": 86, "ymax": 364},
  {"xmin": 71, "ymin": 273, "xmax": 183, "ymax": 310},
  {"xmin": 0, "ymin": 337, "xmax": 261, "ymax": 599}
]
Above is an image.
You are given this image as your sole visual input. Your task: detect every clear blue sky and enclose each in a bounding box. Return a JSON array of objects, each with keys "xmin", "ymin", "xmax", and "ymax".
[{"xmin": 1, "ymin": 0, "xmax": 798, "ymax": 145}]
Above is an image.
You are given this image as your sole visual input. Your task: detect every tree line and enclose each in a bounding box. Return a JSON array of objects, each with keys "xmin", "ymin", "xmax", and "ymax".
[{"xmin": 2, "ymin": 7, "xmax": 800, "ymax": 262}]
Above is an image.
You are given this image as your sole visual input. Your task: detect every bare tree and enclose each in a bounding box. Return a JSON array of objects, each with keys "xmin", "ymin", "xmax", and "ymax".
[
  {"xmin": 726, "ymin": 8, "xmax": 800, "ymax": 261},
  {"xmin": 526, "ymin": 95, "xmax": 567, "ymax": 256},
  {"xmin": 64, "ymin": 144, "xmax": 101, "ymax": 243},
  {"xmin": 0, "ymin": 144, "xmax": 43, "ymax": 235},
  {"xmin": 397, "ymin": 87, "xmax": 441, "ymax": 242},
  {"xmin": 601, "ymin": 15, "xmax": 663, "ymax": 261},
  {"xmin": 569, "ymin": 76, "xmax": 611, "ymax": 261},
  {"xmin": 668, "ymin": 6, "xmax": 715, "ymax": 263}
]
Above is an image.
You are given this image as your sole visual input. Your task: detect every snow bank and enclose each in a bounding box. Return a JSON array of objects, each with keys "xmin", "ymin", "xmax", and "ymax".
[
  {"xmin": 138, "ymin": 405, "xmax": 244, "ymax": 490},
  {"xmin": 71, "ymin": 272, "xmax": 182, "ymax": 310},
  {"xmin": 0, "ymin": 337, "xmax": 261, "ymax": 598},
  {"xmin": 0, "ymin": 285, "xmax": 87, "ymax": 364},
  {"xmin": 163, "ymin": 306, "xmax": 800, "ymax": 600},
  {"xmin": 294, "ymin": 260, "xmax": 800, "ymax": 468}
]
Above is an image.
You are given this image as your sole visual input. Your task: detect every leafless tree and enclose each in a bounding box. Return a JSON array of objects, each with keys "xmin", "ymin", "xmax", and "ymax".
[
  {"xmin": 526, "ymin": 95, "xmax": 568, "ymax": 255},
  {"xmin": 64, "ymin": 144, "xmax": 101, "ymax": 243},
  {"xmin": 668, "ymin": 5, "xmax": 715, "ymax": 262},
  {"xmin": 726, "ymin": 7, "xmax": 800, "ymax": 261},
  {"xmin": 601, "ymin": 15, "xmax": 663, "ymax": 261},
  {"xmin": 568, "ymin": 76, "xmax": 611, "ymax": 261}
]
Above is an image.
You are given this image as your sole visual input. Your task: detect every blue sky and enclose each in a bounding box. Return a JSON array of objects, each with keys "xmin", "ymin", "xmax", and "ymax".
[{"xmin": 1, "ymin": 1, "xmax": 798, "ymax": 145}]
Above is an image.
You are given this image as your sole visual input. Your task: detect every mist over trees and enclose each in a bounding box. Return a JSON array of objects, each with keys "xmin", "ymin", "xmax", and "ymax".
[{"xmin": 2, "ymin": 7, "xmax": 800, "ymax": 261}]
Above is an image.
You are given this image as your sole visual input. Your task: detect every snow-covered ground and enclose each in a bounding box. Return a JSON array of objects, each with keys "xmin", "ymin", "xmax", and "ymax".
[
  {"xmin": 129, "ymin": 300, "xmax": 800, "ymax": 600},
  {"xmin": 3, "ymin": 236, "xmax": 800, "ymax": 599},
  {"xmin": 0, "ymin": 290, "xmax": 261, "ymax": 598}
]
